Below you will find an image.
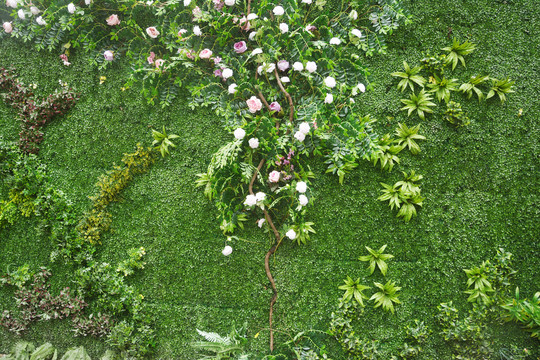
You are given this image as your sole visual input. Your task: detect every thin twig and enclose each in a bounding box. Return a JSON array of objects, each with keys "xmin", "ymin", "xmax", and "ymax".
[{"xmin": 274, "ymin": 68, "xmax": 295, "ymax": 124}]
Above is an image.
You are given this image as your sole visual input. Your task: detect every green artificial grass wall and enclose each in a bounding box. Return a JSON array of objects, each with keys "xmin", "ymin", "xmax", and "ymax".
[{"xmin": 1, "ymin": 0, "xmax": 539, "ymax": 358}]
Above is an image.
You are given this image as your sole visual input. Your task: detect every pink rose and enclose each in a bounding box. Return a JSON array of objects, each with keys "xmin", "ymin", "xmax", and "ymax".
[
  {"xmin": 192, "ymin": 6, "xmax": 202, "ymax": 19},
  {"xmin": 155, "ymin": 59, "xmax": 165, "ymax": 69},
  {"xmin": 178, "ymin": 29, "xmax": 187, "ymax": 37},
  {"xmin": 146, "ymin": 26, "xmax": 159, "ymax": 38},
  {"xmin": 214, "ymin": 69, "xmax": 222, "ymax": 77},
  {"xmin": 246, "ymin": 96, "xmax": 262, "ymax": 113},
  {"xmin": 269, "ymin": 102, "xmax": 281, "ymax": 112},
  {"xmin": 147, "ymin": 51, "xmax": 155, "ymax": 64},
  {"xmin": 277, "ymin": 60, "xmax": 289, "ymax": 72},
  {"xmin": 213, "ymin": 0, "xmax": 224, "ymax": 10},
  {"xmin": 106, "ymin": 14, "xmax": 120, "ymax": 26},
  {"xmin": 268, "ymin": 170, "xmax": 280, "ymax": 183},
  {"xmin": 233, "ymin": 41, "xmax": 247, "ymax": 54},
  {"xmin": 199, "ymin": 48, "xmax": 213, "ymax": 59},
  {"xmin": 213, "ymin": 56, "xmax": 222, "ymax": 65},
  {"xmin": 3, "ymin": 22, "xmax": 13, "ymax": 34},
  {"xmin": 103, "ymin": 50, "xmax": 114, "ymax": 61},
  {"xmin": 59, "ymin": 54, "xmax": 71, "ymax": 66}
]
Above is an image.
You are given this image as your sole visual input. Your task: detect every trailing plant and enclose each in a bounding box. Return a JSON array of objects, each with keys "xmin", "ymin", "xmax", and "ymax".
[
  {"xmin": 0, "ymin": 341, "xmax": 117, "ymax": 360},
  {"xmin": 358, "ymin": 244, "xmax": 394, "ymax": 276},
  {"xmin": 191, "ymin": 323, "xmax": 250, "ymax": 359},
  {"xmin": 390, "ymin": 320, "xmax": 429, "ymax": 360},
  {"xmin": 378, "ymin": 171, "xmax": 424, "ymax": 222},
  {"xmin": 426, "ymin": 74, "xmax": 459, "ymax": 103},
  {"xmin": 368, "ymin": 133, "xmax": 403, "ymax": 172},
  {"xmin": 444, "ymin": 101, "xmax": 470, "ymax": 127},
  {"xmin": 394, "ymin": 123, "xmax": 425, "ymax": 155},
  {"xmin": 0, "ymin": 67, "xmax": 78, "ymax": 154},
  {"xmin": 338, "ymin": 276, "xmax": 370, "ymax": 307},
  {"xmin": 391, "ymin": 61, "xmax": 426, "ymax": 92},
  {"xmin": 459, "ymin": 75, "xmax": 489, "ymax": 102},
  {"xmin": 486, "ymin": 77, "xmax": 515, "ymax": 103},
  {"xmin": 442, "ymin": 38, "xmax": 476, "ymax": 70},
  {"xmin": 400, "ymin": 90, "xmax": 436, "ymax": 120},
  {"xmin": 370, "ymin": 280, "xmax": 401, "ymax": 314}
]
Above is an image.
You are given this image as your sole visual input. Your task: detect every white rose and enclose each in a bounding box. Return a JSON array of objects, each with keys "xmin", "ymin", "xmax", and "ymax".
[
  {"xmin": 349, "ymin": 10, "xmax": 358, "ymax": 20},
  {"xmin": 257, "ymin": 218, "xmax": 265, "ymax": 228},
  {"xmin": 249, "ymin": 32, "xmax": 256, "ymax": 41},
  {"xmin": 222, "ymin": 68, "xmax": 233, "ymax": 79},
  {"xmin": 305, "ymin": 61, "xmax": 317, "ymax": 73},
  {"xmin": 6, "ymin": 0, "xmax": 18, "ymax": 8},
  {"xmin": 17, "ymin": 9, "xmax": 25, "ymax": 19},
  {"xmin": 257, "ymin": 65, "xmax": 263, "ymax": 75},
  {"xmin": 255, "ymin": 192, "xmax": 266, "ymax": 202},
  {"xmin": 357, "ymin": 83, "xmax": 366, "ymax": 93},
  {"xmin": 279, "ymin": 23, "xmax": 288, "ymax": 34},
  {"xmin": 324, "ymin": 76, "xmax": 336, "ymax": 88},
  {"xmin": 251, "ymin": 48, "xmax": 263, "ymax": 56},
  {"xmin": 350, "ymin": 98, "xmax": 355, "ymax": 103},
  {"xmin": 329, "ymin": 37, "xmax": 341, "ymax": 45},
  {"xmin": 351, "ymin": 29, "xmax": 362, "ymax": 38},
  {"xmin": 281, "ymin": 76, "xmax": 290, "ymax": 83},
  {"xmin": 184, "ymin": 0, "xmax": 191, "ymax": 6},
  {"xmin": 234, "ymin": 128, "xmax": 245, "ymax": 140},
  {"xmin": 244, "ymin": 194, "xmax": 257, "ymax": 206},
  {"xmin": 292, "ymin": 62, "xmax": 304, "ymax": 71},
  {"xmin": 85, "ymin": 0, "xmax": 93, "ymax": 5},
  {"xmin": 248, "ymin": 138, "xmax": 259, "ymax": 149},
  {"xmin": 286, "ymin": 229, "xmax": 296, "ymax": 240},
  {"xmin": 247, "ymin": 13, "xmax": 257, "ymax": 20},
  {"xmin": 294, "ymin": 131, "xmax": 306, "ymax": 142},
  {"xmin": 228, "ymin": 83, "xmax": 237, "ymax": 94},
  {"xmin": 302, "ymin": 0, "xmax": 312, "ymax": 3},
  {"xmin": 273, "ymin": 6, "xmax": 284, "ymax": 16},
  {"xmin": 299, "ymin": 122, "xmax": 310, "ymax": 134},
  {"xmin": 222, "ymin": 245, "xmax": 233, "ymax": 256},
  {"xmin": 193, "ymin": 25, "xmax": 202, "ymax": 36},
  {"xmin": 36, "ymin": 16, "xmax": 46, "ymax": 26},
  {"xmin": 67, "ymin": 3, "xmax": 76, "ymax": 14},
  {"xmin": 296, "ymin": 181, "xmax": 307, "ymax": 193},
  {"xmin": 299, "ymin": 194, "xmax": 308, "ymax": 206},
  {"xmin": 224, "ymin": 0, "xmax": 235, "ymax": 6},
  {"xmin": 266, "ymin": 63, "xmax": 276, "ymax": 73},
  {"xmin": 30, "ymin": 6, "xmax": 40, "ymax": 15},
  {"xmin": 324, "ymin": 93, "xmax": 334, "ymax": 104}
]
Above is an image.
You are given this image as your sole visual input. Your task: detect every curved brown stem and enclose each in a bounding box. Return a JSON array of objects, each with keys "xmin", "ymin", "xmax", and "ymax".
[
  {"xmin": 254, "ymin": 72, "xmax": 272, "ymax": 112},
  {"xmin": 274, "ymin": 68, "xmax": 295, "ymax": 125},
  {"xmin": 248, "ymin": 158, "xmax": 280, "ymax": 352}
]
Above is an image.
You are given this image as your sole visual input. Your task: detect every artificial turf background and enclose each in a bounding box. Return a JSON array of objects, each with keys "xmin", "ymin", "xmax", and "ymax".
[{"xmin": 1, "ymin": 0, "xmax": 539, "ymax": 358}]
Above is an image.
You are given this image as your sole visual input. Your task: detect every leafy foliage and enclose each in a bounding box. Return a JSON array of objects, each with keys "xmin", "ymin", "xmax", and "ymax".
[
  {"xmin": 394, "ymin": 123, "xmax": 425, "ymax": 155},
  {"xmin": 444, "ymin": 101, "xmax": 470, "ymax": 127},
  {"xmin": 368, "ymin": 133, "xmax": 403, "ymax": 172},
  {"xmin": 370, "ymin": 280, "xmax": 402, "ymax": 314},
  {"xmin": 151, "ymin": 126, "xmax": 179, "ymax": 157},
  {"xmin": 400, "ymin": 90, "xmax": 436, "ymax": 120},
  {"xmin": 338, "ymin": 276, "xmax": 371, "ymax": 307},
  {"xmin": 358, "ymin": 245, "xmax": 394, "ymax": 276},
  {"xmin": 391, "ymin": 61, "xmax": 426, "ymax": 92},
  {"xmin": 501, "ymin": 288, "xmax": 540, "ymax": 338},
  {"xmin": 486, "ymin": 77, "xmax": 515, "ymax": 103},
  {"xmin": 191, "ymin": 323, "xmax": 249, "ymax": 359},
  {"xmin": 378, "ymin": 171, "xmax": 424, "ymax": 222},
  {"xmin": 442, "ymin": 38, "xmax": 476, "ymax": 70},
  {"xmin": 459, "ymin": 75, "xmax": 489, "ymax": 102},
  {"xmin": 464, "ymin": 261, "xmax": 494, "ymax": 305},
  {"xmin": 426, "ymin": 75, "xmax": 459, "ymax": 103},
  {"xmin": 0, "ymin": 341, "xmax": 116, "ymax": 360}
]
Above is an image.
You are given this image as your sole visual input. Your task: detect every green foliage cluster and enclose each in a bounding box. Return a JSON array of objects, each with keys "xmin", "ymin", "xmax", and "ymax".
[
  {"xmin": 0, "ymin": 67, "xmax": 78, "ymax": 154},
  {"xmin": 0, "ymin": 341, "xmax": 117, "ymax": 360},
  {"xmin": 378, "ymin": 171, "xmax": 424, "ymax": 222},
  {"xmin": 390, "ymin": 320, "xmax": 429, "ymax": 360},
  {"xmin": 191, "ymin": 323, "xmax": 249, "ymax": 359},
  {"xmin": 394, "ymin": 39, "xmax": 515, "ymax": 126},
  {"xmin": 501, "ymin": 288, "xmax": 540, "ymax": 339}
]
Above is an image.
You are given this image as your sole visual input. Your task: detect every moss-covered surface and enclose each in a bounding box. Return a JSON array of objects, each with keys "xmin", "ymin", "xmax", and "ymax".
[{"xmin": 1, "ymin": 0, "xmax": 539, "ymax": 358}]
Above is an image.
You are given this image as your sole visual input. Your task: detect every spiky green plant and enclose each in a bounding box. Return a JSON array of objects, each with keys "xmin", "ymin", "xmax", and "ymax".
[
  {"xmin": 486, "ymin": 77, "xmax": 515, "ymax": 103},
  {"xmin": 370, "ymin": 281, "xmax": 402, "ymax": 314},
  {"xmin": 459, "ymin": 75, "xmax": 489, "ymax": 102},
  {"xmin": 396, "ymin": 193, "xmax": 424, "ymax": 222},
  {"xmin": 338, "ymin": 276, "xmax": 371, "ymax": 307},
  {"xmin": 464, "ymin": 261, "xmax": 494, "ymax": 305},
  {"xmin": 358, "ymin": 245, "xmax": 394, "ymax": 276},
  {"xmin": 391, "ymin": 61, "xmax": 426, "ymax": 92},
  {"xmin": 400, "ymin": 90, "xmax": 436, "ymax": 120},
  {"xmin": 395, "ymin": 170, "xmax": 423, "ymax": 193},
  {"xmin": 378, "ymin": 182, "xmax": 401, "ymax": 210},
  {"xmin": 379, "ymin": 171, "xmax": 424, "ymax": 222},
  {"xmin": 151, "ymin": 126, "xmax": 179, "ymax": 157},
  {"xmin": 427, "ymin": 75, "xmax": 459, "ymax": 103},
  {"xmin": 442, "ymin": 38, "xmax": 476, "ymax": 70},
  {"xmin": 395, "ymin": 123, "xmax": 426, "ymax": 155},
  {"xmin": 369, "ymin": 134, "xmax": 403, "ymax": 172}
]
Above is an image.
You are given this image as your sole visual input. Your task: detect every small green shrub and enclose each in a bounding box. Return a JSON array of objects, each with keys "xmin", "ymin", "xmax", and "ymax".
[{"xmin": 444, "ymin": 101, "xmax": 470, "ymax": 127}]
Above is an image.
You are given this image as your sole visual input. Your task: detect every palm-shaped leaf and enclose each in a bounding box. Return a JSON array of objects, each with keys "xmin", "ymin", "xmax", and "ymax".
[
  {"xmin": 486, "ymin": 77, "xmax": 515, "ymax": 103},
  {"xmin": 370, "ymin": 280, "xmax": 402, "ymax": 314},
  {"xmin": 338, "ymin": 276, "xmax": 371, "ymax": 306},
  {"xmin": 391, "ymin": 61, "xmax": 426, "ymax": 92},
  {"xmin": 442, "ymin": 38, "xmax": 476, "ymax": 70},
  {"xmin": 459, "ymin": 75, "xmax": 489, "ymax": 102},
  {"xmin": 395, "ymin": 123, "xmax": 426, "ymax": 155},
  {"xmin": 427, "ymin": 75, "xmax": 459, "ymax": 103},
  {"xmin": 400, "ymin": 90, "xmax": 436, "ymax": 120},
  {"xmin": 358, "ymin": 245, "xmax": 394, "ymax": 276}
]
